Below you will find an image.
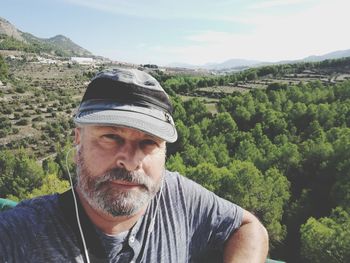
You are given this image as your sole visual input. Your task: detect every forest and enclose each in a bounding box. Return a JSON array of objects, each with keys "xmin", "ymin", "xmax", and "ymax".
[{"xmin": 0, "ymin": 54, "xmax": 350, "ymax": 262}]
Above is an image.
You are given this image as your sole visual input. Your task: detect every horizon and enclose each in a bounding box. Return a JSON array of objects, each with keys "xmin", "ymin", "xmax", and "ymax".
[{"xmin": 2, "ymin": 0, "xmax": 350, "ymax": 66}]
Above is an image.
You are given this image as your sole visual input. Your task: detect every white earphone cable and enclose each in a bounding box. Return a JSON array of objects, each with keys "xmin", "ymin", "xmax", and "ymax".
[
  {"xmin": 148, "ymin": 178, "xmax": 163, "ymax": 234},
  {"xmin": 65, "ymin": 147, "xmax": 91, "ymax": 263}
]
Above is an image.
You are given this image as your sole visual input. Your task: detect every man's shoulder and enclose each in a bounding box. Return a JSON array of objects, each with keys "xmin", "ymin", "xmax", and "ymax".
[
  {"xmin": 13, "ymin": 194, "xmax": 59, "ymax": 211},
  {"xmin": 163, "ymin": 170, "xmax": 212, "ymax": 202},
  {"xmin": 163, "ymin": 170, "xmax": 189, "ymax": 190},
  {"xmin": 164, "ymin": 169, "xmax": 181, "ymax": 181},
  {"xmin": 0, "ymin": 194, "xmax": 60, "ymax": 227},
  {"xmin": 164, "ymin": 170, "xmax": 205, "ymax": 190}
]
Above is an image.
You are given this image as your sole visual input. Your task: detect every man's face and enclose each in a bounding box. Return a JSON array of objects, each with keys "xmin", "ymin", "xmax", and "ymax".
[{"xmin": 75, "ymin": 126, "xmax": 166, "ymax": 217}]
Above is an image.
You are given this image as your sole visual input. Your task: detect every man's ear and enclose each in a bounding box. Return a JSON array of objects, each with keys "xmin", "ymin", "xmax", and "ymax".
[
  {"xmin": 74, "ymin": 127, "xmax": 81, "ymax": 146},
  {"xmin": 74, "ymin": 128, "xmax": 81, "ymax": 164}
]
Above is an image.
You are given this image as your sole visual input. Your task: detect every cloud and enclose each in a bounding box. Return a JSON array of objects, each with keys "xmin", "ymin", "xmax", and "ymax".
[
  {"xmin": 63, "ymin": 0, "xmax": 152, "ymax": 18},
  {"xmin": 148, "ymin": 0, "xmax": 350, "ymax": 64},
  {"xmin": 248, "ymin": 0, "xmax": 313, "ymax": 9},
  {"xmin": 62, "ymin": 0, "xmax": 248, "ymax": 22},
  {"xmin": 65, "ymin": 0, "xmax": 350, "ymax": 64}
]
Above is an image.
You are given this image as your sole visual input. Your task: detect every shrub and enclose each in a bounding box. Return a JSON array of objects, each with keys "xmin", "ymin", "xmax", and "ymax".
[
  {"xmin": 16, "ymin": 118, "xmax": 29, "ymax": 126},
  {"xmin": 32, "ymin": 116, "xmax": 44, "ymax": 122}
]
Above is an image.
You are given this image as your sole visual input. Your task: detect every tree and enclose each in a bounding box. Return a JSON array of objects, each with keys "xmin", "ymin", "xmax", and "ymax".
[
  {"xmin": 234, "ymin": 139, "xmax": 264, "ymax": 167},
  {"xmin": 187, "ymin": 163, "xmax": 229, "ymax": 193},
  {"xmin": 246, "ymin": 69, "xmax": 258, "ymax": 80},
  {"xmin": 0, "ymin": 54, "xmax": 8, "ymax": 81},
  {"xmin": 0, "ymin": 149, "xmax": 45, "ymax": 200},
  {"xmin": 42, "ymin": 157, "xmax": 60, "ymax": 175},
  {"xmin": 0, "ymin": 115, "xmax": 12, "ymax": 137},
  {"xmin": 166, "ymin": 153, "xmax": 187, "ymax": 175},
  {"xmin": 171, "ymin": 96, "xmax": 187, "ymax": 122},
  {"xmin": 24, "ymin": 174, "xmax": 70, "ymax": 199},
  {"xmin": 167, "ymin": 120, "xmax": 189, "ymax": 155},
  {"xmin": 300, "ymin": 207, "xmax": 350, "ymax": 263},
  {"xmin": 208, "ymin": 135, "xmax": 231, "ymax": 167},
  {"xmin": 261, "ymin": 109, "xmax": 287, "ymax": 138},
  {"xmin": 183, "ymin": 98, "xmax": 210, "ymax": 125},
  {"xmin": 207, "ymin": 112, "xmax": 237, "ymax": 137},
  {"xmin": 188, "ymin": 124, "xmax": 204, "ymax": 147},
  {"xmin": 274, "ymin": 142, "xmax": 301, "ymax": 175},
  {"xmin": 219, "ymin": 160, "xmax": 290, "ymax": 245}
]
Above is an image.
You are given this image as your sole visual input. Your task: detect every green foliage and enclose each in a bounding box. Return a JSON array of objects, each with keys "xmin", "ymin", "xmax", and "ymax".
[
  {"xmin": 0, "ymin": 54, "xmax": 8, "ymax": 81},
  {"xmin": 187, "ymin": 163, "xmax": 228, "ymax": 192},
  {"xmin": 166, "ymin": 153, "xmax": 187, "ymax": 175},
  {"xmin": 207, "ymin": 112, "xmax": 237, "ymax": 137},
  {"xmin": 0, "ymin": 35, "xmax": 30, "ymax": 52},
  {"xmin": 0, "ymin": 149, "xmax": 45, "ymax": 200},
  {"xmin": 219, "ymin": 161, "xmax": 290, "ymax": 245},
  {"xmin": 183, "ymin": 98, "xmax": 211, "ymax": 125},
  {"xmin": 24, "ymin": 174, "xmax": 70, "ymax": 199},
  {"xmin": 42, "ymin": 157, "xmax": 60, "ymax": 175},
  {"xmin": 16, "ymin": 118, "xmax": 30, "ymax": 126},
  {"xmin": 54, "ymin": 142, "xmax": 76, "ymax": 181},
  {"xmin": 300, "ymin": 207, "xmax": 350, "ymax": 263},
  {"xmin": 0, "ymin": 115, "xmax": 12, "ymax": 137},
  {"xmin": 165, "ymin": 78, "xmax": 350, "ymax": 261}
]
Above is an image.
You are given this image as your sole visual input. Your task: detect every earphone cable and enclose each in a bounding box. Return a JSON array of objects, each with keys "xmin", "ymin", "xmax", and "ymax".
[{"xmin": 65, "ymin": 147, "xmax": 91, "ymax": 263}]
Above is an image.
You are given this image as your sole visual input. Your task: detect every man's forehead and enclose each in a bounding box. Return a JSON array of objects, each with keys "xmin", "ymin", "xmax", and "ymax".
[{"xmin": 81, "ymin": 125, "xmax": 165, "ymax": 141}]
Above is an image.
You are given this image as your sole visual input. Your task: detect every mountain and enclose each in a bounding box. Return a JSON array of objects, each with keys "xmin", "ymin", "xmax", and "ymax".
[
  {"xmin": 0, "ymin": 16, "xmax": 93, "ymax": 57},
  {"xmin": 0, "ymin": 17, "xmax": 25, "ymax": 42},
  {"xmin": 167, "ymin": 58, "xmax": 261, "ymax": 70},
  {"xmin": 21, "ymin": 32, "xmax": 93, "ymax": 57},
  {"xmin": 204, "ymin": 58, "xmax": 261, "ymax": 70},
  {"xmin": 168, "ymin": 50, "xmax": 350, "ymax": 71},
  {"xmin": 166, "ymin": 62, "xmax": 200, "ymax": 69},
  {"xmin": 302, "ymin": 49, "xmax": 350, "ymax": 62}
]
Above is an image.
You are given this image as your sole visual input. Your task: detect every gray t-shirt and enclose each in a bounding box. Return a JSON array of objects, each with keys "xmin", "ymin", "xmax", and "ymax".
[{"xmin": 0, "ymin": 171, "xmax": 243, "ymax": 262}]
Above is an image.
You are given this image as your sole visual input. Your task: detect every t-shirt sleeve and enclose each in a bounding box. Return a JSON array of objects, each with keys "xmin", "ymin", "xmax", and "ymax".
[
  {"xmin": 0, "ymin": 206, "xmax": 32, "ymax": 262},
  {"xmin": 171, "ymin": 173, "xmax": 243, "ymax": 261}
]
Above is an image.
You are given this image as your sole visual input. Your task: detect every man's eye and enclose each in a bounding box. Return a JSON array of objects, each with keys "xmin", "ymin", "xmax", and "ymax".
[
  {"xmin": 140, "ymin": 139, "xmax": 158, "ymax": 148},
  {"xmin": 103, "ymin": 134, "xmax": 123, "ymax": 143}
]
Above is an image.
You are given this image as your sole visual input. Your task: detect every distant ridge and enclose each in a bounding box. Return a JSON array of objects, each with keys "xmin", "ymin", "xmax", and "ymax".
[
  {"xmin": 168, "ymin": 58, "xmax": 260, "ymax": 70},
  {"xmin": 168, "ymin": 50, "xmax": 350, "ymax": 71},
  {"xmin": 0, "ymin": 16, "xmax": 93, "ymax": 57},
  {"xmin": 302, "ymin": 49, "xmax": 350, "ymax": 62}
]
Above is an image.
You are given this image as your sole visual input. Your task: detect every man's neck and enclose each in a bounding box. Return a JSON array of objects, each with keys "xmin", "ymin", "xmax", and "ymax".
[{"xmin": 76, "ymin": 188, "xmax": 146, "ymax": 235}]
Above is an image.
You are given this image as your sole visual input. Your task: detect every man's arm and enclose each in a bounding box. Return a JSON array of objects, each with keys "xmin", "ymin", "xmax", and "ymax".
[{"xmin": 223, "ymin": 209, "xmax": 269, "ymax": 263}]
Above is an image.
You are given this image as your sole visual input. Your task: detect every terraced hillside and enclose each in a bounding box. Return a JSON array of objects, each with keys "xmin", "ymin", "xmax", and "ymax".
[
  {"xmin": 0, "ymin": 57, "xmax": 97, "ymax": 157},
  {"xmin": 2, "ymin": 52, "xmax": 350, "ymax": 159}
]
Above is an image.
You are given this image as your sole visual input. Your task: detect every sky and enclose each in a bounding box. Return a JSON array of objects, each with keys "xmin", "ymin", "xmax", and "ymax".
[{"xmin": 1, "ymin": 0, "xmax": 350, "ymax": 66}]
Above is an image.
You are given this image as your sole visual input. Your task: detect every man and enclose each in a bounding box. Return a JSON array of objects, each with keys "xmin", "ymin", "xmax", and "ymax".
[{"xmin": 0, "ymin": 68, "xmax": 268, "ymax": 262}]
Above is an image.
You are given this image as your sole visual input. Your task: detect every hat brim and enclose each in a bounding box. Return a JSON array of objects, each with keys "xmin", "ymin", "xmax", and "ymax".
[{"xmin": 74, "ymin": 108, "xmax": 178, "ymax": 143}]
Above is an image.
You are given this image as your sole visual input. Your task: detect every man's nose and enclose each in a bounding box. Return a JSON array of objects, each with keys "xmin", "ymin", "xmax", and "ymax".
[{"xmin": 115, "ymin": 143, "xmax": 141, "ymax": 171}]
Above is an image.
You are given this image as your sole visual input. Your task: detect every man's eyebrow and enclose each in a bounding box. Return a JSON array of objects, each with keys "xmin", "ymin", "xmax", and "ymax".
[
  {"xmin": 96, "ymin": 126, "xmax": 162, "ymax": 141},
  {"xmin": 93, "ymin": 126, "xmax": 122, "ymax": 132}
]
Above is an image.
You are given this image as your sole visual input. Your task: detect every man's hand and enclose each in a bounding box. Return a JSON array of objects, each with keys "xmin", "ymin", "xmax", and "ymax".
[{"xmin": 223, "ymin": 209, "xmax": 269, "ymax": 263}]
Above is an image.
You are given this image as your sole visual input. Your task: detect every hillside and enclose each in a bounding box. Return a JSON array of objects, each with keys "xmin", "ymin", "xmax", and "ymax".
[
  {"xmin": 1, "ymin": 50, "xmax": 350, "ymax": 157},
  {"xmin": 0, "ymin": 17, "xmax": 93, "ymax": 57},
  {"xmin": 0, "ymin": 17, "xmax": 25, "ymax": 42}
]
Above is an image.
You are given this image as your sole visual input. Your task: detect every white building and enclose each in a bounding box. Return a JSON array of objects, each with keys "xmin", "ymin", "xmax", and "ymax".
[{"xmin": 70, "ymin": 57, "xmax": 94, "ymax": 65}]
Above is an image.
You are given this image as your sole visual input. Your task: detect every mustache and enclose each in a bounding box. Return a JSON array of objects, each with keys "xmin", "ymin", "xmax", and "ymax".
[{"xmin": 95, "ymin": 168, "xmax": 152, "ymax": 189}]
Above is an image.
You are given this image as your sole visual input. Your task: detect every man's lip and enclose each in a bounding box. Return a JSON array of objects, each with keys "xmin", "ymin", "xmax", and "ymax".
[{"xmin": 110, "ymin": 180, "xmax": 141, "ymax": 188}]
